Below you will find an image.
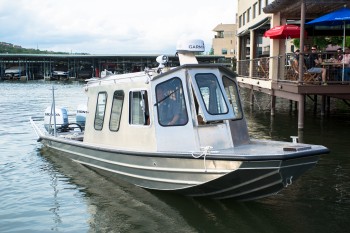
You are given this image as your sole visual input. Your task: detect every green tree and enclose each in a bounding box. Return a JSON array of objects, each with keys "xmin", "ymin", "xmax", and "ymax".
[
  {"xmin": 292, "ymin": 36, "xmax": 349, "ymax": 50},
  {"xmin": 0, "ymin": 42, "xmax": 84, "ymax": 54},
  {"xmin": 209, "ymin": 48, "xmax": 214, "ymax": 55}
]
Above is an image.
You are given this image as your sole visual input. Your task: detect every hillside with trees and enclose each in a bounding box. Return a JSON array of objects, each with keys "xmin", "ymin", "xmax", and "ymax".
[{"xmin": 0, "ymin": 42, "xmax": 76, "ymax": 54}]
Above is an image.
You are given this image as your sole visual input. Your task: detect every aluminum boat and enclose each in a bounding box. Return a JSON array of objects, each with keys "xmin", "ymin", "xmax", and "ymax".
[{"xmin": 30, "ymin": 39, "xmax": 329, "ymax": 201}]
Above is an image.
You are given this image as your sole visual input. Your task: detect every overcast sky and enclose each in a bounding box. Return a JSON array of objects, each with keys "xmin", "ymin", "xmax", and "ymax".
[{"xmin": 0, "ymin": 0, "xmax": 236, "ymax": 54}]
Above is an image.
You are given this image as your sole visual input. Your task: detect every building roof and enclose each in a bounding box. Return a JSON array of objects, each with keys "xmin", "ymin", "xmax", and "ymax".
[
  {"xmin": 264, "ymin": 0, "xmax": 349, "ymax": 19},
  {"xmin": 0, "ymin": 53, "xmax": 223, "ymax": 59},
  {"xmin": 212, "ymin": 24, "xmax": 236, "ymax": 32},
  {"xmin": 0, "ymin": 53, "xmax": 225, "ymax": 64}
]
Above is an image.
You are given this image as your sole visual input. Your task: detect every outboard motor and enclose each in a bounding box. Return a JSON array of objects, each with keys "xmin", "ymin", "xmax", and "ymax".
[
  {"xmin": 76, "ymin": 104, "xmax": 87, "ymax": 128},
  {"xmin": 44, "ymin": 106, "xmax": 69, "ymax": 132}
]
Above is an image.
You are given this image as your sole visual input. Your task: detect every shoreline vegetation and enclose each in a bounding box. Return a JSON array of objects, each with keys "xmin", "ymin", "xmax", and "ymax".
[{"xmin": 0, "ymin": 41, "xmax": 88, "ymax": 55}]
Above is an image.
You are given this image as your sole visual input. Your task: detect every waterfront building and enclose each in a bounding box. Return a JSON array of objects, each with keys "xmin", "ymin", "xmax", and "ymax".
[
  {"xmin": 211, "ymin": 23, "xmax": 237, "ymax": 59},
  {"xmin": 236, "ymin": 0, "xmax": 350, "ymax": 130}
]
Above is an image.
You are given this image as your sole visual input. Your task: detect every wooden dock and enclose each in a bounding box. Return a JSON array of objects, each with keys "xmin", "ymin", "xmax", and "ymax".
[{"xmin": 237, "ymin": 56, "xmax": 350, "ymax": 129}]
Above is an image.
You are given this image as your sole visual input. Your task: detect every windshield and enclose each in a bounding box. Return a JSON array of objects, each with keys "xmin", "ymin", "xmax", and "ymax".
[
  {"xmin": 155, "ymin": 78, "xmax": 188, "ymax": 126},
  {"xmin": 222, "ymin": 76, "xmax": 243, "ymax": 120},
  {"xmin": 195, "ymin": 73, "xmax": 228, "ymax": 115}
]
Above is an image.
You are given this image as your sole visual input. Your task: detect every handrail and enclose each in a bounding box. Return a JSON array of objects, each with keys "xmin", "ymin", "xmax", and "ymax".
[
  {"xmin": 237, "ymin": 55, "xmax": 286, "ymax": 81},
  {"xmin": 236, "ymin": 52, "xmax": 350, "ymax": 85}
]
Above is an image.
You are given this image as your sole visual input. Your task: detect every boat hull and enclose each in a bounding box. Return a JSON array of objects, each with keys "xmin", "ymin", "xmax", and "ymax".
[
  {"xmin": 180, "ymin": 156, "xmax": 319, "ymax": 200},
  {"xmin": 40, "ymin": 136, "xmax": 321, "ymax": 201}
]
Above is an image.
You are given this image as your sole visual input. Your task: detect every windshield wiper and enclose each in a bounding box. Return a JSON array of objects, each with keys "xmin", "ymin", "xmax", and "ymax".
[{"xmin": 154, "ymin": 88, "xmax": 179, "ymax": 106}]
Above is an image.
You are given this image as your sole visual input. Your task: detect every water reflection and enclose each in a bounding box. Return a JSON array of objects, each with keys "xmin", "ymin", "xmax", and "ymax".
[
  {"xmin": 40, "ymin": 146, "xmax": 316, "ymax": 233},
  {"xmin": 38, "ymin": 141, "xmax": 350, "ymax": 233},
  {"xmin": 40, "ymin": 148, "xmax": 196, "ymax": 233}
]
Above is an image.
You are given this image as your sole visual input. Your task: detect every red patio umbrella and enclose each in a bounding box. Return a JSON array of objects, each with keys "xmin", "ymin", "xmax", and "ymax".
[{"xmin": 264, "ymin": 24, "xmax": 307, "ymax": 39}]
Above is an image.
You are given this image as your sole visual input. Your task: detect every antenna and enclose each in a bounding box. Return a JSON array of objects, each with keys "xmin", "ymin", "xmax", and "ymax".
[{"xmin": 176, "ymin": 39, "xmax": 205, "ymax": 65}]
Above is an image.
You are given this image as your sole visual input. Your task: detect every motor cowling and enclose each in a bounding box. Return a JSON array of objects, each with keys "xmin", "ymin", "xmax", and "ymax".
[
  {"xmin": 76, "ymin": 104, "xmax": 87, "ymax": 128},
  {"xmin": 44, "ymin": 106, "xmax": 69, "ymax": 131}
]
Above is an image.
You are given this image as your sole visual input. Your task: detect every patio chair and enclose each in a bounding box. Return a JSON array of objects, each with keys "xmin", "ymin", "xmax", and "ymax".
[
  {"xmin": 257, "ymin": 59, "xmax": 269, "ymax": 79},
  {"xmin": 290, "ymin": 58, "xmax": 319, "ymax": 83}
]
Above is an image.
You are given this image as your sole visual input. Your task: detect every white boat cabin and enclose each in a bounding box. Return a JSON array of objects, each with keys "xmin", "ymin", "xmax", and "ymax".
[{"xmin": 83, "ymin": 40, "xmax": 250, "ymax": 152}]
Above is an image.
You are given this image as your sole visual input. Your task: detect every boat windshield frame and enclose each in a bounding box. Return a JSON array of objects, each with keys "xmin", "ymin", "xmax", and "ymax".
[{"xmin": 188, "ymin": 69, "xmax": 236, "ymax": 122}]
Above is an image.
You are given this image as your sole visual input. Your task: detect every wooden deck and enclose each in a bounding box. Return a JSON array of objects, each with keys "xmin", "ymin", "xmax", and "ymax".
[
  {"xmin": 238, "ymin": 78, "xmax": 350, "ymax": 101},
  {"xmin": 237, "ymin": 56, "xmax": 350, "ymax": 100},
  {"xmin": 236, "ymin": 56, "xmax": 350, "ymax": 129}
]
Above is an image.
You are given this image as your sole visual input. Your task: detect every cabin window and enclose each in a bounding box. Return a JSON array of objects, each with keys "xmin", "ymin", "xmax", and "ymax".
[
  {"xmin": 129, "ymin": 90, "xmax": 150, "ymax": 125},
  {"xmin": 156, "ymin": 78, "xmax": 188, "ymax": 127},
  {"xmin": 94, "ymin": 92, "xmax": 107, "ymax": 130},
  {"xmin": 189, "ymin": 70, "xmax": 235, "ymax": 122},
  {"xmin": 109, "ymin": 90, "xmax": 124, "ymax": 131},
  {"xmin": 195, "ymin": 73, "xmax": 228, "ymax": 115},
  {"xmin": 222, "ymin": 76, "xmax": 243, "ymax": 120}
]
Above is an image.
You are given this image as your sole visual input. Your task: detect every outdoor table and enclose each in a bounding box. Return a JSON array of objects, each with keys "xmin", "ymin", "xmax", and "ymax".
[{"xmin": 321, "ymin": 62, "xmax": 341, "ymax": 81}]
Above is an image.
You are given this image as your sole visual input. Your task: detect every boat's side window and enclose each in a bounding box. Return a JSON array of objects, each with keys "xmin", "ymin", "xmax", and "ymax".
[
  {"xmin": 94, "ymin": 92, "xmax": 107, "ymax": 130},
  {"xmin": 129, "ymin": 90, "xmax": 150, "ymax": 125},
  {"xmin": 155, "ymin": 78, "xmax": 188, "ymax": 126},
  {"xmin": 109, "ymin": 90, "xmax": 124, "ymax": 131},
  {"xmin": 195, "ymin": 73, "xmax": 228, "ymax": 115},
  {"xmin": 222, "ymin": 76, "xmax": 243, "ymax": 120}
]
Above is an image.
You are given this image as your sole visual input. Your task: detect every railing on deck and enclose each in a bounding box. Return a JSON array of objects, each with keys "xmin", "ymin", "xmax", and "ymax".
[
  {"xmin": 237, "ymin": 56, "xmax": 283, "ymax": 80},
  {"xmin": 236, "ymin": 53, "xmax": 349, "ymax": 85}
]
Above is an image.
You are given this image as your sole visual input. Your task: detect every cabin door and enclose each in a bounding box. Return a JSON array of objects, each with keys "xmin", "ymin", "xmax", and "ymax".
[{"xmin": 153, "ymin": 75, "xmax": 197, "ymax": 151}]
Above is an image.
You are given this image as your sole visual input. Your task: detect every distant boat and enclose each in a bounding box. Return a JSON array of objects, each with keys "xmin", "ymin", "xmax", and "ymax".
[
  {"xmin": 30, "ymin": 39, "xmax": 329, "ymax": 201},
  {"xmin": 4, "ymin": 66, "xmax": 24, "ymax": 80},
  {"xmin": 51, "ymin": 70, "xmax": 69, "ymax": 80}
]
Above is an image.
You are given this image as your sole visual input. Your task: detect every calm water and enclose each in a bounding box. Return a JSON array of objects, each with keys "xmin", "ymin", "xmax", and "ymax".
[{"xmin": 1, "ymin": 81, "xmax": 350, "ymax": 233}]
